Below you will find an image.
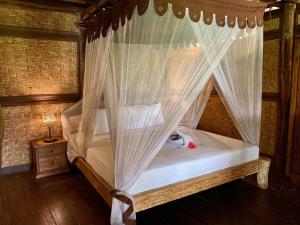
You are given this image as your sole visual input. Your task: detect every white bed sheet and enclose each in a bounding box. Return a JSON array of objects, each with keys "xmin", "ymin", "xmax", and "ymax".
[{"xmin": 86, "ymin": 127, "xmax": 259, "ymax": 195}]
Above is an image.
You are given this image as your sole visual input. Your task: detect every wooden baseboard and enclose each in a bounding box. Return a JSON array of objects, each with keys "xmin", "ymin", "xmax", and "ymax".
[{"xmin": 0, "ymin": 163, "xmax": 31, "ymax": 175}]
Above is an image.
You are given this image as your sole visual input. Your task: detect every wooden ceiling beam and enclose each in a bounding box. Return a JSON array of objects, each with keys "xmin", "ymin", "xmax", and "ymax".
[
  {"xmin": 0, "ymin": 25, "xmax": 79, "ymax": 42},
  {"xmin": 0, "ymin": 0, "xmax": 85, "ymax": 13},
  {"xmin": 81, "ymin": 0, "xmax": 108, "ymax": 21},
  {"xmin": 58, "ymin": 0, "xmax": 87, "ymax": 5}
]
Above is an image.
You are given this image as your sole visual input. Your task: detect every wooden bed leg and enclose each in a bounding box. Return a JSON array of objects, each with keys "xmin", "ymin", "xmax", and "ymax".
[{"xmin": 257, "ymin": 157, "xmax": 271, "ymax": 189}]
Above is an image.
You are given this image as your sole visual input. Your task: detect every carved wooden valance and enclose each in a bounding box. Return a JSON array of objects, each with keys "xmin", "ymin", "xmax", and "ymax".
[{"xmin": 81, "ymin": 0, "xmax": 269, "ymax": 41}]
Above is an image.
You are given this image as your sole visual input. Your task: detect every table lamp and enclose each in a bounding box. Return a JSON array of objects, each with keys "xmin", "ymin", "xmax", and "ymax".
[{"xmin": 43, "ymin": 114, "xmax": 57, "ymax": 143}]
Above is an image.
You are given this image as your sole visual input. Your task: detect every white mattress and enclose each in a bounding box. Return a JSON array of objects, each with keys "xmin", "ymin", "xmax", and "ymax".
[{"xmin": 86, "ymin": 127, "xmax": 259, "ymax": 195}]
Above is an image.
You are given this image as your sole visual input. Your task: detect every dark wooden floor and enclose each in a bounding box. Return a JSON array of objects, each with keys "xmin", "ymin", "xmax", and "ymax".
[{"xmin": 0, "ymin": 171, "xmax": 299, "ymax": 225}]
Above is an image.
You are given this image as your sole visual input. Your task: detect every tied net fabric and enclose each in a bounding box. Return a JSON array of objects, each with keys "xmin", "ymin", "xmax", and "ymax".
[
  {"xmin": 105, "ymin": 5, "xmax": 241, "ymax": 225},
  {"xmin": 78, "ymin": 37, "xmax": 112, "ymax": 156},
  {"xmin": 213, "ymin": 28, "xmax": 263, "ymax": 145},
  {"xmin": 61, "ymin": 2, "xmax": 263, "ymax": 224},
  {"xmin": 180, "ymin": 26, "xmax": 263, "ymax": 142},
  {"xmin": 61, "ymin": 100, "xmax": 82, "ymax": 161}
]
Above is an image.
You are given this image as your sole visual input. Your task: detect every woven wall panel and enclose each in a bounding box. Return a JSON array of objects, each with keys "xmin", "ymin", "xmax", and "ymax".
[
  {"xmin": 198, "ymin": 95, "xmax": 242, "ymax": 140},
  {"xmin": 0, "ymin": 7, "xmax": 78, "ymax": 32},
  {"xmin": 263, "ymin": 39, "xmax": 280, "ymax": 93},
  {"xmin": 260, "ymin": 101, "xmax": 279, "ymax": 155},
  {"xmin": 199, "ymin": 95, "xmax": 279, "ymax": 156},
  {"xmin": 264, "ymin": 17, "xmax": 280, "ymax": 32},
  {"xmin": 0, "ymin": 37, "xmax": 78, "ymax": 96},
  {"xmin": 1, "ymin": 103, "xmax": 72, "ymax": 168}
]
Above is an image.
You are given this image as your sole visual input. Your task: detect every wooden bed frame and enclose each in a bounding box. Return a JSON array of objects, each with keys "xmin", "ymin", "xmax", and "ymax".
[{"xmin": 74, "ymin": 156, "xmax": 271, "ymax": 213}]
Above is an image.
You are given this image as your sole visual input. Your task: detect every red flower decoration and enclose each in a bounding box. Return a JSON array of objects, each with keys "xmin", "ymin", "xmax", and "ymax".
[{"xmin": 187, "ymin": 142, "xmax": 196, "ymax": 150}]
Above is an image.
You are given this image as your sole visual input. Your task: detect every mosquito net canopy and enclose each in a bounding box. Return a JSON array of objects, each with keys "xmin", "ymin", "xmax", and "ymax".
[{"xmin": 62, "ymin": 0, "xmax": 267, "ymax": 224}]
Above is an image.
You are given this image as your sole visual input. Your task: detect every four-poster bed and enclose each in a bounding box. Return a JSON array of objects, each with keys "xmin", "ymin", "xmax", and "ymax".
[
  {"xmin": 62, "ymin": 0, "xmax": 272, "ymax": 224},
  {"xmin": 74, "ymin": 154, "xmax": 271, "ymax": 211}
]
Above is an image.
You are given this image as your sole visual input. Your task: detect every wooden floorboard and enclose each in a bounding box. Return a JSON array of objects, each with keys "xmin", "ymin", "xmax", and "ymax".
[
  {"xmin": 0, "ymin": 171, "xmax": 299, "ymax": 225},
  {"xmin": 2, "ymin": 174, "xmax": 36, "ymax": 225},
  {"xmin": 19, "ymin": 172, "xmax": 57, "ymax": 225},
  {"xmin": 0, "ymin": 180, "xmax": 11, "ymax": 225}
]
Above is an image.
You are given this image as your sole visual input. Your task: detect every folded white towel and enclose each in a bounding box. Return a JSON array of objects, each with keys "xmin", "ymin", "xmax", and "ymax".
[
  {"xmin": 166, "ymin": 134, "xmax": 184, "ymax": 147},
  {"xmin": 166, "ymin": 129, "xmax": 197, "ymax": 149}
]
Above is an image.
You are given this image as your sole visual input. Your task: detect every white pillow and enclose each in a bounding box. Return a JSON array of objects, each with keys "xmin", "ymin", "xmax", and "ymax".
[
  {"xmin": 76, "ymin": 133, "xmax": 111, "ymax": 147},
  {"xmin": 93, "ymin": 109, "xmax": 110, "ymax": 135},
  {"xmin": 121, "ymin": 103, "xmax": 165, "ymax": 130},
  {"xmin": 68, "ymin": 114, "xmax": 81, "ymax": 133}
]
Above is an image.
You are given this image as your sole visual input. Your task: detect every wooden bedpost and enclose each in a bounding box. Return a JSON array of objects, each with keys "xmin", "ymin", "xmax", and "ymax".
[
  {"xmin": 257, "ymin": 157, "xmax": 271, "ymax": 189},
  {"xmin": 280, "ymin": 0, "xmax": 297, "ymax": 175}
]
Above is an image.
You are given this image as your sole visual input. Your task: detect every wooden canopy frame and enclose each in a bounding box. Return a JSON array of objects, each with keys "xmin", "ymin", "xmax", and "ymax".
[
  {"xmin": 74, "ymin": 156, "xmax": 271, "ymax": 222},
  {"xmin": 79, "ymin": 0, "xmax": 271, "ymax": 40}
]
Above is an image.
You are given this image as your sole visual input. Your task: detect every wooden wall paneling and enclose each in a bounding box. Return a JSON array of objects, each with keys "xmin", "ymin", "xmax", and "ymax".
[
  {"xmin": 76, "ymin": 12, "xmax": 84, "ymax": 97},
  {"xmin": 264, "ymin": 8, "xmax": 282, "ymax": 41},
  {"xmin": 264, "ymin": 30, "xmax": 281, "ymax": 41},
  {"xmin": 77, "ymin": 40, "xmax": 82, "ymax": 96},
  {"xmin": 291, "ymin": 76, "xmax": 300, "ymax": 181},
  {"xmin": 294, "ymin": 9, "xmax": 300, "ymax": 36},
  {"xmin": 0, "ymin": 94, "xmax": 80, "ymax": 107},
  {"xmin": 0, "ymin": 25, "xmax": 79, "ymax": 42},
  {"xmin": 264, "ymin": 8, "xmax": 282, "ymax": 22},
  {"xmin": 0, "ymin": 6, "xmax": 79, "ymax": 32},
  {"xmin": 0, "ymin": 4, "xmax": 82, "ymax": 168},
  {"xmin": 261, "ymin": 37, "xmax": 282, "ymax": 167},
  {"xmin": 0, "ymin": 7, "xmax": 81, "ymax": 105},
  {"xmin": 0, "ymin": 106, "xmax": 3, "ymax": 168},
  {"xmin": 263, "ymin": 39, "xmax": 281, "ymax": 93},
  {"xmin": 78, "ymin": 27, "xmax": 86, "ymax": 96},
  {"xmin": 210, "ymin": 92, "xmax": 280, "ymax": 102},
  {"xmin": 294, "ymin": 24, "xmax": 300, "ymax": 36},
  {"xmin": 262, "ymin": 7, "xmax": 283, "ymax": 165}
]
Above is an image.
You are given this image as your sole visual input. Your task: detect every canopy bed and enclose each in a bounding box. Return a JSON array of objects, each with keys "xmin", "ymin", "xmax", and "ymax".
[{"xmin": 62, "ymin": 0, "xmax": 271, "ymax": 224}]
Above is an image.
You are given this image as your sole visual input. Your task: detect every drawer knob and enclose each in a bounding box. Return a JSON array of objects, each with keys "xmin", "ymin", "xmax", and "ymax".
[{"xmin": 50, "ymin": 149, "xmax": 54, "ymax": 153}]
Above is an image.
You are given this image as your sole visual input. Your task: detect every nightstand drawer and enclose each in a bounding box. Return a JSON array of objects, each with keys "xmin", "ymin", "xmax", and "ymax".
[
  {"xmin": 30, "ymin": 137, "xmax": 69, "ymax": 178},
  {"xmin": 39, "ymin": 156, "xmax": 68, "ymax": 173},
  {"xmin": 38, "ymin": 144, "xmax": 66, "ymax": 159}
]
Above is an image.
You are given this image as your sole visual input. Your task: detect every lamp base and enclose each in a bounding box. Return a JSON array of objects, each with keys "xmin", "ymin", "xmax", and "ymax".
[{"xmin": 43, "ymin": 137, "xmax": 58, "ymax": 143}]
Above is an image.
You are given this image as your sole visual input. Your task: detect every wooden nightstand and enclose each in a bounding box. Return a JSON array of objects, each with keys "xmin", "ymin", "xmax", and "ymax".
[{"xmin": 30, "ymin": 137, "xmax": 70, "ymax": 179}]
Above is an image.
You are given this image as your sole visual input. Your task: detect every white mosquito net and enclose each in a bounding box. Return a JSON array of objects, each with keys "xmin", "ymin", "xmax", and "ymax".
[{"xmin": 62, "ymin": 1, "xmax": 263, "ymax": 224}]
